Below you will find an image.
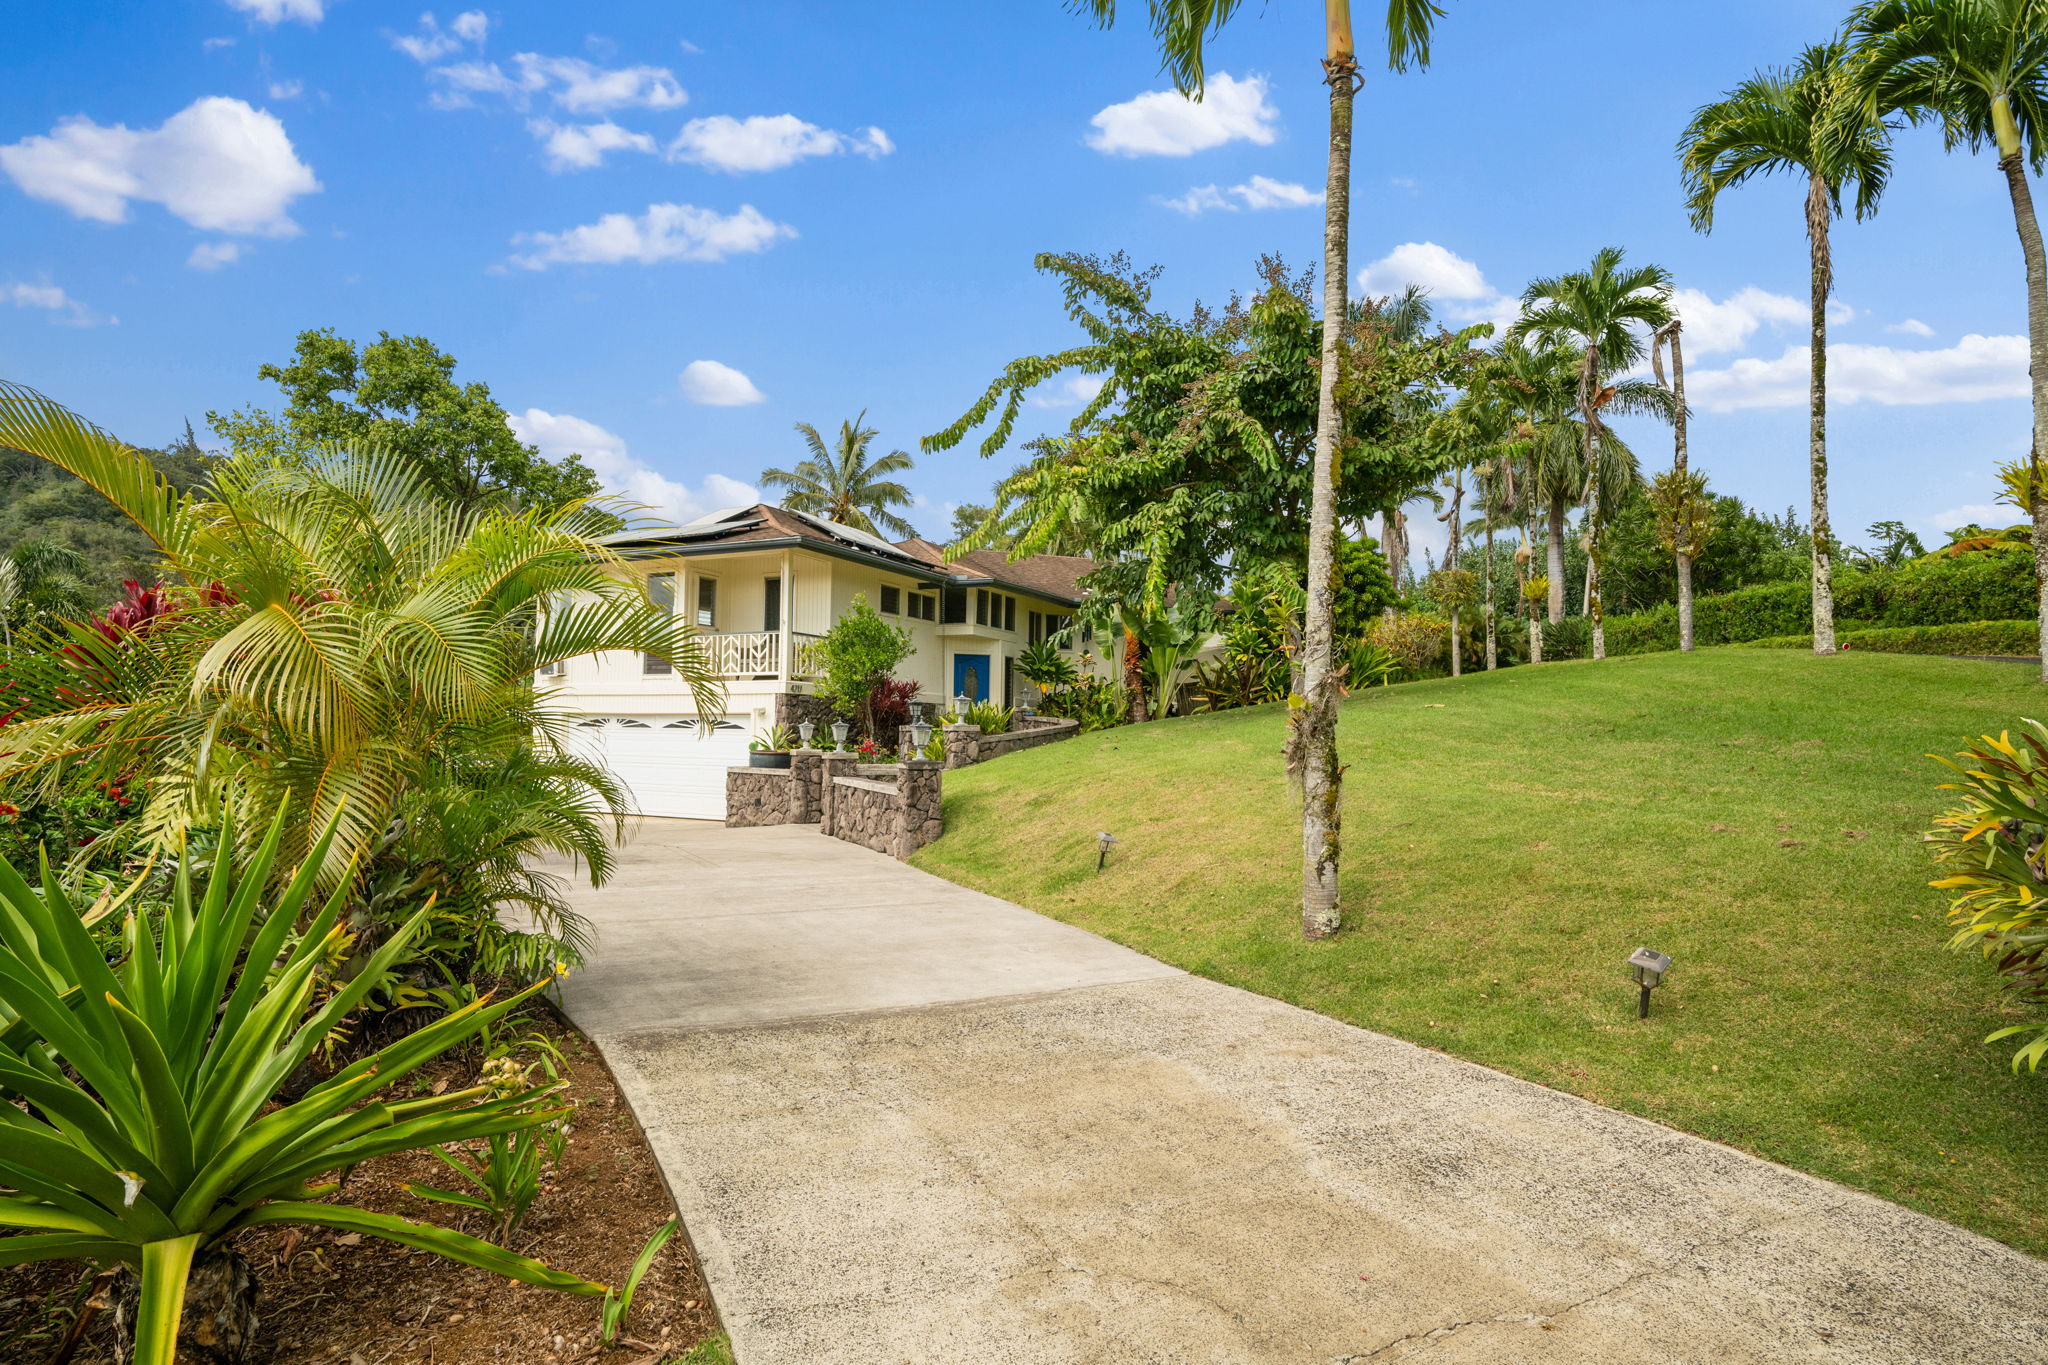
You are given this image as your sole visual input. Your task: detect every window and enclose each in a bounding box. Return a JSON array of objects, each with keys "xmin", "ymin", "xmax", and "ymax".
[
  {"xmin": 977, "ymin": 590, "xmax": 1017, "ymax": 631},
  {"xmin": 1027, "ymin": 611, "xmax": 1042, "ymax": 645},
  {"xmin": 537, "ymin": 658, "xmax": 565, "ymax": 679},
  {"xmin": 644, "ymin": 573, "xmax": 675, "ymax": 675},
  {"xmin": 1045, "ymin": 613, "xmax": 1071, "ymax": 647},
  {"xmin": 941, "ymin": 586, "xmax": 967, "ymax": 624},
  {"xmin": 880, "ymin": 585, "xmax": 902, "ymax": 615},
  {"xmin": 1004, "ymin": 595, "xmax": 1016, "ymax": 632},
  {"xmin": 908, "ymin": 591, "xmax": 936, "ymax": 621},
  {"xmin": 974, "ymin": 589, "xmax": 988, "ymax": 626},
  {"xmin": 764, "ymin": 577, "xmax": 782, "ymax": 632},
  {"xmin": 695, "ymin": 576, "xmax": 718, "ymax": 629}
]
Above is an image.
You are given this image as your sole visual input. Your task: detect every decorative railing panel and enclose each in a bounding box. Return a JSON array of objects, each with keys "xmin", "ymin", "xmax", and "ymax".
[{"xmin": 694, "ymin": 631, "xmax": 826, "ymax": 680}]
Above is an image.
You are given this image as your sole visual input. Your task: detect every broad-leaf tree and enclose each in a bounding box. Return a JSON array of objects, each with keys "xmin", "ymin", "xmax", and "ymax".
[
  {"xmin": 1847, "ymin": 0, "xmax": 2048, "ymax": 678},
  {"xmin": 1064, "ymin": 0, "xmax": 1452, "ymax": 939},
  {"xmin": 1681, "ymin": 41, "xmax": 1893, "ymax": 656},
  {"xmin": 761, "ymin": 412, "xmax": 918, "ymax": 538},
  {"xmin": 1511, "ymin": 248, "xmax": 1676, "ymax": 659},
  {"xmin": 208, "ymin": 328, "xmax": 603, "ymax": 514}
]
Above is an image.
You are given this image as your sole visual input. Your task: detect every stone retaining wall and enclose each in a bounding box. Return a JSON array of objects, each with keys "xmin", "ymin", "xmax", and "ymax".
[
  {"xmin": 724, "ymin": 768, "xmax": 790, "ymax": 828},
  {"xmin": 825, "ymin": 777, "xmax": 902, "ymax": 857},
  {"xmin": 724, "ymin": 749, "xmax": 941, "ymax": 860},
  {"xmin": 909, "ymin": 713, "xmax": 1080, "ymax": 770}
]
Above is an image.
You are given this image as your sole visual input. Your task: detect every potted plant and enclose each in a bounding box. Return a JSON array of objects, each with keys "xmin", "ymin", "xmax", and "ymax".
[{"xmin": 749, "ymin": 723, "xmax": 798, "ymax": 769}]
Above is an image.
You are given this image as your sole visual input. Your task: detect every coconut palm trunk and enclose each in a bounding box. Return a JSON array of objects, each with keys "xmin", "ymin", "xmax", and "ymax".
[
  {"xmin": 1988, "ymin": 98, "xmax": 2048, "ymax": 681},
  {"xmin": 1805, "ymin": 172, "xmax": 1836, "ymax": 655},
  {"xmin": 1483, "ymin": 517, "xmax": 1497, "ymax": 669},
  {"xmin": 1655, "ymin": 320, "xmax": 1697, "ymax": 651},
  {"xmin": 1576, "ymin": 348, "xmax": 1610, "ymax": 659},
  {"xmin": 1298, "ymin": 2, "xmax": 1357, "ymax": 941},
  {"xmin": 1545, "ymin": 499, "xmax": 1567, "ymax": 623}
]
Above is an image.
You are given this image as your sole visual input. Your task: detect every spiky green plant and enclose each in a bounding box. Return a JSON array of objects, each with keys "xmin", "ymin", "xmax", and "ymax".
[{"xmin": 0, "ymin": 811, "xmax": 608, "ymax": 1364}]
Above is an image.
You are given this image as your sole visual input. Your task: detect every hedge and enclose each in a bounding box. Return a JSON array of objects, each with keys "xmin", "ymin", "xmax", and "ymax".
[
  {"xmin": 1598, "ymin": 549, "xmax": 2038, "ymax": 655},
  {"xmin": 1734, "ymin": 619, "xmax": 2038, "ymax": 657}
]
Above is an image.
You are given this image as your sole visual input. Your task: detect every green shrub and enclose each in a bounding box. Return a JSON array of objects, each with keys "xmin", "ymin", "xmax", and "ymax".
[
  {"xmin": 964, "ymin": 700, "xmax": 1014, "ymax": 733},
  {"xmin": 1368, "ymin": 612, "xmax": 1449, "ymax": 674},
  {"xmin": 1736, "ymin": 619, "xmax": 2037, "ymax": 657}
]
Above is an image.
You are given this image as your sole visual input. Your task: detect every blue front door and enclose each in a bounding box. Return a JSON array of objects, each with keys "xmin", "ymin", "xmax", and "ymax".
[{"xmin": 953, "ymin": 653, "xmax": 990, "ymax": 702}]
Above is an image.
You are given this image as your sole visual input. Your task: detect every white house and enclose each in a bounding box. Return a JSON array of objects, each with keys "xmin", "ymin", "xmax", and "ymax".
[{"xmin": 545, "ymin": 503, "xmax": 1104, "ymax": 819}]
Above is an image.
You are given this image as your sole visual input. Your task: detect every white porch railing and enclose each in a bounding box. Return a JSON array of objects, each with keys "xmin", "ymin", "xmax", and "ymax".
[{"xmin": 697, "ymin": 630, "xmax": 825, "ymax": 680}]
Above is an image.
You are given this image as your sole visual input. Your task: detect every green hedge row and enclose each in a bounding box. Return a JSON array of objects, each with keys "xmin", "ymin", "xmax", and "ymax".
[
  {"xmin": 1733, "ymin": 619, "xmax": 2039, "ymax": 657},
  {"xmin": 1600, "ymin": 549, "xmax": 2038, "ymax": 655}
]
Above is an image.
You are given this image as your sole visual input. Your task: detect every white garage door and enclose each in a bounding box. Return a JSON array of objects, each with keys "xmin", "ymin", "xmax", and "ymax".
[{"xmin": 570, "ymin": 715, "xmax": 751, "ymax": 820}]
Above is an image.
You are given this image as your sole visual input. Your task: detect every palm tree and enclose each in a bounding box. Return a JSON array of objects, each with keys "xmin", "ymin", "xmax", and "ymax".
[
  {"xmin": 760, "ymin": 411, "xmax": 917, "ymax": 538},
  {"xmin": 0, "ymin": 539, "xmax": 95, "ymax": 648},
  {"xmin": 1680, "ymin": 42, "xmax": 1893, "ymax": 656},
  {"xmin": 1845, "ymin": 0, "xmax": 2048, "ymax": 678},
  {"xmin": 1069, "ymin": 0, "xmax": 1450, "ymax": 940},
  {"xmin": 1647, "ymin": 319, "xmax": 1703, "ymax": 650},
  {"xmin": 1511, "ymin": 248, "xmax": 1677, "ymax": 660},
  {"xmin": 0, "ymin": 380, "xmax": 720, "ymax": 954}
]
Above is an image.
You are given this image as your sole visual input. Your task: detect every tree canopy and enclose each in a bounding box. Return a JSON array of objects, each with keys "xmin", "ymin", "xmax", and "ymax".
[{"xmin": 207, "ymin": 328, "xmax": 602, "ymax": 513}]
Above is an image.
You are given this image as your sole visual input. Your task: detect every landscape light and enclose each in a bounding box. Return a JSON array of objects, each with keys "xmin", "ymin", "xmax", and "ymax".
[
  {"xmin": 1628, "ymin": 947, "xmax": 1672, "ymax": 1020},
  {"xmin": 909, "ymin": 719, "xmax": 933, "ymax": 752},
  {"xmin": 830, "ymin": 720, "xmax": 850, "ymax": 750},
  {"xmin": 797, "ymin": 720, "xmax": 816, "ymax": 748},
  {"xmin": 1096, "ymin": 831, "xmax": 1117, "ymax": 871},
  {"xmin": 954, "ymin": 692, "xmax": 971, "ymax": 715}
]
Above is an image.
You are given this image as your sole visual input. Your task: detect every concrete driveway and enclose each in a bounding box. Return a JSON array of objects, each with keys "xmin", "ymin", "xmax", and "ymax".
[{"xmin": 558, "ymin": 821, "xmax": 2048, "ymax": 1364}]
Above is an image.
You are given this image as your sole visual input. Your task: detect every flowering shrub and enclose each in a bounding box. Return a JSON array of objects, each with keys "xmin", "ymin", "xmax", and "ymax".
[{"xmin": 1367, "ymin": 613, "xmax": 1449, "ymax": 674}]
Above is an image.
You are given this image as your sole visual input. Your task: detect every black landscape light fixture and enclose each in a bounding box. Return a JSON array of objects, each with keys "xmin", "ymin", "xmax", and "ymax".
[
  {"xmin": 909, "ymin": 718, "xmax": 933, "ymax": 753},
  {"xmin": 1096, "ymin": 831, "xmax": 1117, "ymax": 871},
  {"xmin": 797, "ymin": 720, "xmax": 816, "ymax": 748},
  {"xmin": 830, "ymin": 720, "xmax": 850, "ymax": 750},
  {"xmin": 1629, "ymin": 947, "xmax": 1672, "ymax": 1020}
]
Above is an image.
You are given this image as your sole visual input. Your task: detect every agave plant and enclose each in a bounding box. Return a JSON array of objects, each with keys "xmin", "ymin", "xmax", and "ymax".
[
  {"xmin": 0, "ymin": 379, "xmax": 720, "ymax": 941},
  {"xmin": 0, "ymin": 811, "xmax": 608, "ymax": 1364}
]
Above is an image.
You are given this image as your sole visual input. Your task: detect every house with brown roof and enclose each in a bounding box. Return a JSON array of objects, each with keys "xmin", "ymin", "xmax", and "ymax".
[{"xmin": 544, "ymin": 503, "xmax": 1108, "ymax": 819}]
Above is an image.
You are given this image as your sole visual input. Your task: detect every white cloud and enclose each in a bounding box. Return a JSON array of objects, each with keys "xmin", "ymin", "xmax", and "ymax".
[
  {"xmin": 226, "ymin": 0, "xmax": 323, "ymax": 25},
  {"xmin": 678, "ymin": 360, "xmax": 765, "ymax": 406},
  {"xmin": 203, "ymin": 36, "xmax": 237, "ymax": 52},
  {"xmin": 527, "ymin": 118, "xmax": 656, "ymax": 172},
  {"xmin": 5, "ymin": 280, "xmax": 105, "ymax": 326},
  {"xmin": 393, "ymin": 11, "xmax": 490, "ymax": 63},
  {"xmin": 667, "ymin": 115, "xmax": 893, "ymax": 173},
  {"xmin": 267, "ymin": 79, "xmax": 303, "ymax": 101},
  {"xmin": 1928, "ymin": 503, "xmax": 2004, "ymax": 533},
  {"xmin": 1889, "ymin": 317, "xmax": 1936, "ymax": 337},
  {"xmin": 1029, "ymin": 375, "xmax": 1106, "ymax": 409},
  {"xmin": 431, "ymin": 53, "xmax": 686, "ymax": 114},
  {"xmin": 510, "ymin": 408, "xmax": 757, "ymax": 525},
  {"xmin": 1687, "ymin": 334, "xmax": 2028, "ymax": 411},
  {"xmin": 0, "ymin": 97, "xmax": 319, "ymax": 236},
  {"xmin": 507, "ymin": 202, "xmax": 795, "ymax": 269},
  {"xmin": 186, "ymin": 241, "xmax": 244, "ymax": 270},
  {"xmin": 1086, "ymin": 72, "xmax": 1277, "ymax": 157},
  {"xmin": 1358, "ymin": 241, "xmax": 1492, "ymax": 300},
  {"xmin": 1165, "ymin": 174, "xmax": 1321, "ymax": 215},
  {"xmin": 1669, "ymin": 286, "xmax": 1805, "ymax": 356}
]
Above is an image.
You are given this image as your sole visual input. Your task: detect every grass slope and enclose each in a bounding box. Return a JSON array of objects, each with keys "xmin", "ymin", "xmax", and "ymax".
[{"xmin": 915, "ymin": 650, "xmax": 2048, "ymax": 1254}]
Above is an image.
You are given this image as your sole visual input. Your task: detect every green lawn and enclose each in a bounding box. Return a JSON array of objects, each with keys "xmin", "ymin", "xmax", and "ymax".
[{"xmin": 913, "ymin": 649, "xmax": 2048, "ymax": 1255}]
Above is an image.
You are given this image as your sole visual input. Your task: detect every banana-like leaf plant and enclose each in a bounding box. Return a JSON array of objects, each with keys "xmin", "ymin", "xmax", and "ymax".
[{"xmin": 0, "ymin": 810, "xmax": 608, "ymax": 1364}]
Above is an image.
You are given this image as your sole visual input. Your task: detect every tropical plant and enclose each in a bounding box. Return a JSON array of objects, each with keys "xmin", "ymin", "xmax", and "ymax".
[
  {"xmin": 1511, "ymin": 248, "xmax": 1677, "ymax": 659},
  {"xmin": 1340, "ymin": 636, "xmax": 1398, "ymax": 692},
  {"xmin": 812, "ymin": 593, "xmax": 913, "ymax": 740},
  {"xmin": 1682, "ymin": 39, "xmax": 1894, "ymax": 657},
  {"xmin": 1016, "ymin": 639, "xmax": 1080, "ymax": 698},
  {"xmin": 1927, "ymin": 720, "xmax": 2048, "ymax": 1071},
  {"xmin": 0, "ymin": 383, "xmax": 718, "ymax": 950},
  {"xmin": 1367, "ymin": 613, "xmax": 1449, "ymax": 674},
  {"xmin": 760, "ymin": 412, "xmax": 917, "ymax": 538},
  {"xmin": 600, "ymin": 1219, "xmax": 678, "ymax": 1345},
  {"xmin": 749, "ymin": 724, "xmax": 799, "ymax": 754},
  {"xmin": 963, "ymin": 699, "xmax": 1014, "ymax": 734},
  {"xmin": 0, "ymin": 539, "xmax": 96, "ymax": 648},
  {"xmin": 0, "ymin": 812, "xmax": 608, "ymax": 1365},
  {"xmin": 1424, "ymin": 568, "xmax": 1478, "ymax": 678},
  {"xmin": 867, "ymin": 678, "xmax": 920, "ymax": 743},
  {"xmin": 406, "ymin": 1070, "xmax": 569, "ymax": 1241},
  {"xmin": 1848, "ymin": 0, "xmax": 2048, "ymax": 678}
]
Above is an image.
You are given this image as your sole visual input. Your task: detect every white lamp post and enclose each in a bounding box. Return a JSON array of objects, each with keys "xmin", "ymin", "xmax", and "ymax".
[{"xmin": 830, "ymin": 720, "xmax": 850, "ymax": 750}]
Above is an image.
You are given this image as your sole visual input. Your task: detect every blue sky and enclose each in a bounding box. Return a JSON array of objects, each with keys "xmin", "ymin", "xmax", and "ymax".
[{"xmin": 1, "ymin": 0, "xmax": 2038, "ymax": 563}]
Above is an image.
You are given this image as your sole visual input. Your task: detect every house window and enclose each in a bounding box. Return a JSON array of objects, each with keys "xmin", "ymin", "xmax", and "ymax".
[
  {"xmin": 695, "ymin": 576, "xmax": 718, "ymax": 629},
  {"xmin": 1004, "ymin": 595, "xmax": 1016, "ymax": 632},
  {"xmin": 1028, "ymin": 611, "xmax": 1042, "ymax": 645},
  {"xmin": 908, "ymin": 592, "xmax": 936, "ymax": 621},
  {"xmin": 764, "ymin": 576, "xmax": 782, "ymax": 632},
  {"xmin": 880, "ymin": 585, "xmax": 901, "ymax": 615},
  {"xmin": 942, "ymin": 586, "xmax": 967, "ymax": 624},
  {"xmin": 537, "ymin": 658, "xmax": 565, "ymax": 679},
  {"xmin": 975, "ymin": 589, "xmax": 989, "ymax": 626},
  {"xmin": 1045, "ymin": 613, "xmax": 1071, "ymax": 647},
  {"xmin": 644, "ymin": 573, "xmax": 675, "ymax": 675}
]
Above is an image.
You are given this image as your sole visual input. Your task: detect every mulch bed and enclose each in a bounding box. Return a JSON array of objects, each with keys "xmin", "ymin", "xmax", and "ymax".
[{"xmin": 0, "ymin": 1007, "xmax": 723, "ymax": 1364}]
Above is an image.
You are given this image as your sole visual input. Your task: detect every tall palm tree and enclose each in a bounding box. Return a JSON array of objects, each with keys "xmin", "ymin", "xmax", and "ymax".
[
  {"xmin": 760, "ymin": 411, "xmax": 917, "ymax": 538},
  {"xmin": 1846, "ymin": 0, "xmax": 2048, "ymax": 678},
  {"xmin": 1647, "ymin": 318, "xmax": 1703, "ymax": 650},
  {"xmin": 1070, "ymin": 0, "xmax": 1450, "ymax": 940},
  {"xmin": 1680, "ymin": 42, "xmax": 1893, "ymax": 657},
  {"xmin": 1511, "ymin": 248, "xmax": 1677, "ymax": 659}
]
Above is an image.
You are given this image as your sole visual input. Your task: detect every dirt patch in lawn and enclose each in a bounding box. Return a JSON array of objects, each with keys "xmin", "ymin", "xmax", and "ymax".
[{"xmin": 0, "ymin": 1006, "xmax": 723, "ymax": 1364}]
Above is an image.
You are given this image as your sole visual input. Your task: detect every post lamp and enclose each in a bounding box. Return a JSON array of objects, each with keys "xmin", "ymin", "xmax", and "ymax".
[
  {"xmin": 1628, "ymin": 947, "xmax": 1672, "ymax": 1020},
  {"xmin": 954, "ymin": 692, "xmax": 971, "ymax": 716},
  {"xmin": 1096, "ymin": 831, "xmax": 1117, "ymax": 871},
  {"xmin": 797, "ymin": 720, "xmax": 816, "ymax": 748},
  {"xmin": 908, "ymin": 717, "xmax": 933, "ymax": 752},
  {"xmin": 830, "ymin": 720, "xmax": 850, "ymax": 751}
]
